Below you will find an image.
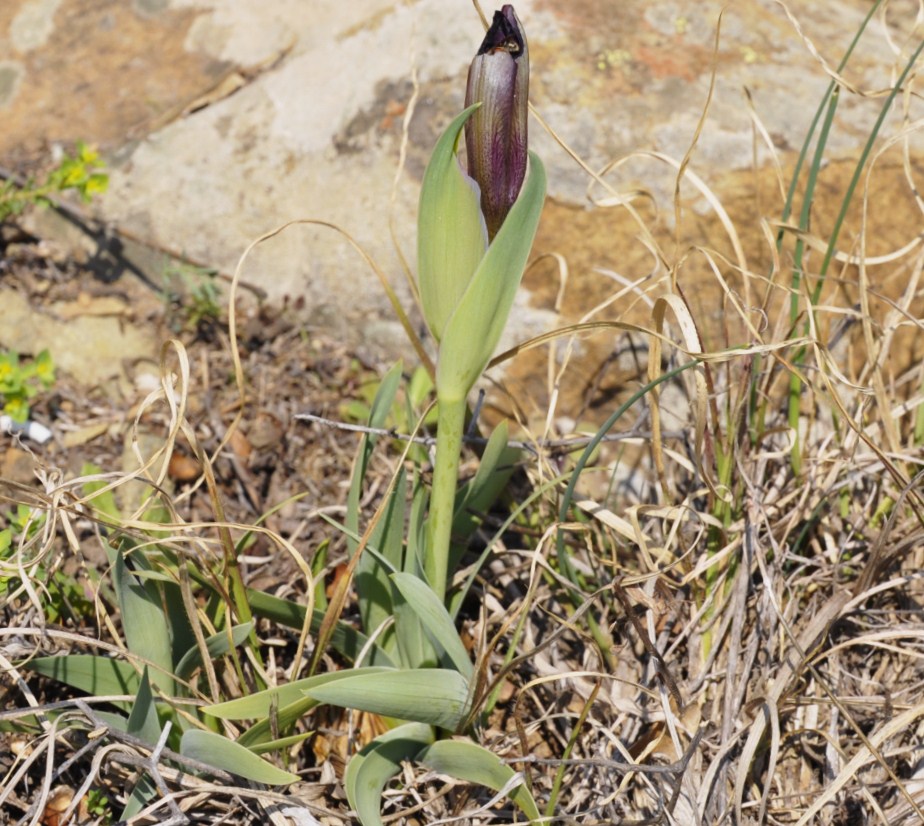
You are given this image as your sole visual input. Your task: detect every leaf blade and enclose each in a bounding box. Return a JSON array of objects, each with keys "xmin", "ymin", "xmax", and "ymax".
[
  {"xmin": 345, "ymin": 723, "xmax": 434, "ymax": 826},
  {"xmin": 418, "ymin": 739, "xmax": 541, "ymax": 822},
  {"xmin": 417, "ymin": 105, "xmax": 487, "ymax": 343},
  {"xmin": 305, "ymin": 668, "xmax": 471, "ymax": 731},
  {"xmin": 180, "ymin": 729, "xmax": 298, "ymax": 785},
  {"xmin": 437, "ymin": 152, "xmax": 546, "ymax": 401},
  {"xmin": 391, "ymin": 573, "xmax": 473, "ymax": 679},
  {"xmin": 205, "ymin": 666, "xmax": 393, "ymax": 720}
]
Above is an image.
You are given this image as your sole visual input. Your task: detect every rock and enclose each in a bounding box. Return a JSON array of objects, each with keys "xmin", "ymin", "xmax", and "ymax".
[
  {"xmin": 1, "ymin": 445, "xmax": 36, "ymax": 484},
  {"xmin": 0, "ymin": 288, "xmax": 158, "ymax": 387}
]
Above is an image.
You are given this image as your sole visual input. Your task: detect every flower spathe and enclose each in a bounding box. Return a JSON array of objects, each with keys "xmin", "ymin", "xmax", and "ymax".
[{"xmin": 464, "ymin": 5, "xmax": 529, "ymax": 241}]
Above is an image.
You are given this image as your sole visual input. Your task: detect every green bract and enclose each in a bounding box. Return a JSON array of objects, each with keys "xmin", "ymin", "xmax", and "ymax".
[
  {"xmin": 418, "ymin": 103, "xmax": 546, "ymax": 601},
  {"xmin": 417, "ymin": 106, "xmax": 546, "ymax": 398},
  {"xmin": 417, "ymin": 104, "xmax": 488, "ymax": 344},
  {"xmin": 435, "ymin": 146, "xmax": 546, "ymax": 402}
]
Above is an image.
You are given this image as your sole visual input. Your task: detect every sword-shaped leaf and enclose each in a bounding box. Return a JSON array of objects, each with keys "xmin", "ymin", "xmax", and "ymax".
[
  {"xmin": 205, "ymin": 666, "xmax": 393, "ymax": 719},
  {"xmin": 418, "ymin": 105, "xmax": 488, "ymax": 343},
  {"xmin": 436, "ymin": 151, "xmax": 546, "ymax": 403},
  {"xmin": 180, "ymin": 729, "xmax": 298, "ymax": 785},
  {"xmin": 305, "ymin": 668, "xmax": 471, "ymax": 731},
  {"xmin": 418, "ymin": 738, "xmax": 541, "ymax": 822},
  {"xmin": 391, "ymin": 573, "xmax": 473, "ymax": 679}
]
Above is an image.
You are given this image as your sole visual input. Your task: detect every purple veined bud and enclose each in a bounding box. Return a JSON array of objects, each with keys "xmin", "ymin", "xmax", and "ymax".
[{"xmin": 464, "ymin": 5, "xmax": 529, "ymax": 241}]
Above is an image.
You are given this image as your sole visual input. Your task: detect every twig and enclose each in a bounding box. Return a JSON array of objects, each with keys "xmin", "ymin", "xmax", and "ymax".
[
  {"xmin": 612, "ymin": 577, "xmax": 684, "ymax": 711},
  {"xmin": 294, "ymin": 411, "xmax": 682, "ymax": 459},
  {"xmin": 73, "ymin": 701, "xmax": 240, "ymax": 785}
]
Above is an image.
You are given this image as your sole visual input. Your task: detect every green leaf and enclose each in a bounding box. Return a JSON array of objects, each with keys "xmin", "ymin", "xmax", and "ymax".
[
  {"xmin": 391, "ymin": 573, "xmax": 473, "ymax": 679},
  {"xmin": 453, "ymin": 419, "xmax": 517, "ymax": 526},
  {"xmin": 418, "ymin": 739, "xmax": 541, "ymax": 822},
  {"xmin": 391, "ymin": 574, "xmax": 435, "ymax": 670},
  {"xmin": 26, "ymin": 655, "xmax": 139, "ymax": 706},
  {"xmin": 450, "ymin": 420, "xmax": 519, "ymax": 582},
  {"xmin": 180, "ymin": 729, "xmax": 298, "ymax": 785},
  {"xmin": 246, "ymin": 730, "xmax": 313, "ymax": 755},
  {"xmin": 436, "ymin": 152, "xmax": 547, "ymax": 402},
  {"xmin": 5, "ymin": 396, "xmax": 29, "ymax": 423},
  {"xmin": 174, "ymin": 622, "xmax": 253, "ymax": 681},
  {"xmin": 237, "ymin": 696, "xmax": 316, "ymax": 749},
  {"xmin": 345, "ymin": 722, "xmax": 435, "ymax": 826},
  {"xmin": 405, "ymin": 471, "xmax": 429, "ymax": 576},
  {"xmin": 122, "ymin": 775, "xmax": 158, "ymax": 821},
  {"xmin": 205, "ymin": 667, "xmax": 393, "ymax": 720},
  {"xmin": 126, "ymin": 667, "xmax": 162, "ymax": 748},
  {"xmin": 112, "ymin": 545, "xmax": 176, "ymax": 695},
  {"xmin": 346, "ymin": 361, "xmax": 403, "ymax": 559},
  {"xmin": 93, "ymin": 710, "xmax": 129, "ymax": 732},
  {"xmin": 304, "ymin": 668, "xmax": 471, "ymax": 731},
  {"xmin": 417, "ymin": 104, "xmax": 488, "ymax": 343},
  {"xmin": 407, "ymin": 365, "xmax": 435, "ymax": 411},
  {"xmin": 356, "ymin": 470, "xmax": 407, "ymax": 653},
  {"xmin": 245, "ymin": 587, "xmax": 394, "ymax": 667}
]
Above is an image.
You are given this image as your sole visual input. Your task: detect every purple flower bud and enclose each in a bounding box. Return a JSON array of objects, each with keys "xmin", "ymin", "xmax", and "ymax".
[{"xmin": 464, "ymin": 5, "xmax": 529, "ymax": 241}]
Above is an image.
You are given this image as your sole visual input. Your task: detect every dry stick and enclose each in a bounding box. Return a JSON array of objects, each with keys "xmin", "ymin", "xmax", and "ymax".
[
  {"xmin": 611, "ymin": 578, "xmax": 684, "ymax": 712},
  {"xmin": 294, "ymin": 411, "xmax": 678, "ymax": 458},
  {"xmin": 72, "ymin": 700, "xmax": 240, "ymax": 785}
]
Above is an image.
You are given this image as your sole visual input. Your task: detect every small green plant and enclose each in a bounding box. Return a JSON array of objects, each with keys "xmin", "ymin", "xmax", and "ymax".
[
  {"xmin": 0, "ymin": 503, "xmax": 95, "ymax": 624},
  {"xmin": 207, "ymin": 7, "xmax": 545, "ymax": 824},
  {"xmin": 0, "ymin": 141, "xmax": 108, "ymax": 222},
  {"xmin": 162, "ymin": 260, "xmax": 223, "ymax": 334},
  {"xmin": 0, "ymin": 349, "xmax": 55, "ymax": 422},
  {"xmin": 84, "ymin": 788, "xmax": 113, "ymax": 824}
]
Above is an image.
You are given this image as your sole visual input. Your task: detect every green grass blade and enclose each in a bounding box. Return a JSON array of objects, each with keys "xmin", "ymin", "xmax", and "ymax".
[
  {"xmin": 789, "ymin": 87, "xmax": 840, "ymax": 325},
  {"xmin": 777, "ymin": 0, "xmax": 882, "ymax": 232},
  {"xmin": 816, "ymin": 38, "xmax": 924, "ymax": 288},
  {"xmin": 786, "ymin": 87, "xmax": 841, "ymax": 474}
]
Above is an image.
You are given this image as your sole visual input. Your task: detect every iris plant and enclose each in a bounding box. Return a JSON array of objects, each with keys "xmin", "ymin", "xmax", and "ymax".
[
  {"xmin": 209, "ymin": 8, "xmax": 548, "ymax": 824},
  {"xmin": 418, "ymin": 4, "xmax": 546, "ymax": 601}
]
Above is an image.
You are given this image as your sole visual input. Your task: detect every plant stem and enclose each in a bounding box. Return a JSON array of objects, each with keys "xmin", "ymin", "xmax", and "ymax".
[{"xmin": 426, "ymin": 395, "xmax": 467, "ymax": 601}]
